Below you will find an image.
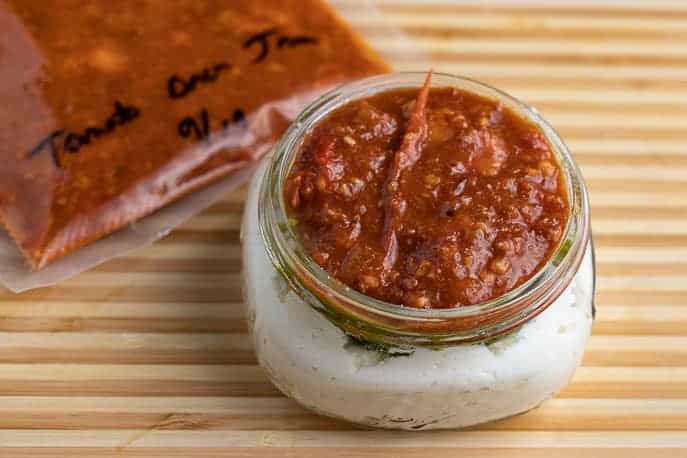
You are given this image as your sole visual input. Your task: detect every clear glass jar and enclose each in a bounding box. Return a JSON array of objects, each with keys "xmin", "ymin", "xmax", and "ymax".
[{"xmin": 242, "ymin": 72, "xmax": 595, "ymax": 430}]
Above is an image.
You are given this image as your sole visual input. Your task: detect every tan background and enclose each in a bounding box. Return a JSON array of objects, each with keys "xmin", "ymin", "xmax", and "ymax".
[{"xmin": 1, "ymin": 0, "xmax": 687, "ymax": 456}]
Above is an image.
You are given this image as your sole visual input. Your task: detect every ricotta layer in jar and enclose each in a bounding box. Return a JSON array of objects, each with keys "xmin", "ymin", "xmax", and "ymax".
[{"xmin": 242, "ymin": 72, "xmax": 595, "ymax": 430}]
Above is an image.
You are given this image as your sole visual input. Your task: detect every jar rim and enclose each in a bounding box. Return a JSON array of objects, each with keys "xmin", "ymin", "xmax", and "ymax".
[{"xmin": 259, "ymin": 71, "xmax": 591, "ymax": 334}]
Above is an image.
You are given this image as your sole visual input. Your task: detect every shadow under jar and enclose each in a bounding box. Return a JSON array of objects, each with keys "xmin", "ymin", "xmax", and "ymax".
[{"xmin": 242, "ymin": 72, "xmax": 595, "ymax": 430}]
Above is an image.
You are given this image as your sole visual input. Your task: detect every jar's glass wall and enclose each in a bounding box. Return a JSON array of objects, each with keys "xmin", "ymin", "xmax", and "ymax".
[{"xmin": 258, "ymin": 72, "xmax": 593, "ymax": 347}]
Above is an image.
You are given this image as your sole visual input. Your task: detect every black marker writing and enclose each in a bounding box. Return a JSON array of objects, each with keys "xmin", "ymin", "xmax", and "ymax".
[
  {"xmin": 27, "ymin": 25, "xmax": 315, "ymax": 168},
  {"xmin": 243, "ymin": 28, "xmax": 318, "ymax": 63},
  {"xmin": 167, "ymin": 62, "xmax": 231, "ymax": 99},
  {"xmin": 178, "ymin": 108, "xmax": 211, "ymax": 142},
  {"xmin": 276, "ymin": 35, "xmax": 318, "ymax": 49},
  {"xmin": 177, "ymin": 107, "xmax": 247, "ymax": 143},
  {"xmin": 222, "ymin": 108, "xmax": 246, "ymax": 129},
  {"xmin": 28, "ymin": 129, "xmax": 66, "ymax": 167},
  {"xmin": 27, "ymin": 101, "xmax": 140, "ymax": 167},
  {"xmin": 243, "ymin": 28, "xmax": 277, "ymax": 63}
]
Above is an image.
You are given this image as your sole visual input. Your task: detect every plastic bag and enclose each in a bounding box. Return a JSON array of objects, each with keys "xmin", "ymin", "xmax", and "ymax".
[{"xmin": 0, "ymin": 0, "xmax": 392, "ymax": 292}]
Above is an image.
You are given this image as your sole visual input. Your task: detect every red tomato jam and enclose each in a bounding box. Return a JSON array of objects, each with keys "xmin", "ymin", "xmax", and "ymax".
[{"xmin": 284, "ymin": 76, "xmax": 569, "ymax": 308}]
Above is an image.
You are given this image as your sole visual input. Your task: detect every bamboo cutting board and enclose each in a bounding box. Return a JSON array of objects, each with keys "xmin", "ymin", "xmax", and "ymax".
[{"xmin": 2, "ymin": 0, "xmax": 687, "ymax": 456}]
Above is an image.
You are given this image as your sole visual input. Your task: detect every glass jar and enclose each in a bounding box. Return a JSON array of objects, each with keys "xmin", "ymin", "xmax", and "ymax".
[{"xmin": 242, "ymin": 72, "xmax": 595, "ymax": 430}]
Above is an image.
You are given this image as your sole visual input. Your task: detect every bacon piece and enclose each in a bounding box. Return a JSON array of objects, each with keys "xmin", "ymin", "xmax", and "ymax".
[{"xmin": 380, "ymin": 71, "xmax": 432, "ymax": 275}]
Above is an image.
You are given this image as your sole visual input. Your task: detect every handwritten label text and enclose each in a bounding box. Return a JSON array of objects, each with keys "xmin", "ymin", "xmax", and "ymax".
[
  {"xmin": 167, "ymin": 62, "xmax": 232, "ymax": 99},
  {"xmin": 27, "ymin": 26, "xmax": 318, "ymax": 168},
  {"xmin": 28, "ymin": 101, "xmax": 140, "ymax": 167},
  {"xmin": 243, "ymin": 27, "xmax": 318, "ymax": 63},
  {"xmin": 177, "ymin": 107, "xmax": 246, "ymax": 142}
]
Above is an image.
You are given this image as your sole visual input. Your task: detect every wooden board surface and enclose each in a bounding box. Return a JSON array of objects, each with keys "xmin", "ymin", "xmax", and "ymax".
[{"xmin": 2, "ymin": 0, "xmax": 687, "ymax": 455}]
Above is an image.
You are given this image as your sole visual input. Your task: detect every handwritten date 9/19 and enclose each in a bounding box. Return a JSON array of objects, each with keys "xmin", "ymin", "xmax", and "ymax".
[{"xmin": 177, "ymin": 107, "xmax": 246, "ymax": 142}]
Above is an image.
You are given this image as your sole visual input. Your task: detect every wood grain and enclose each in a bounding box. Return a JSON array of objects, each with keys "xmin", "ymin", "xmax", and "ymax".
[{"xmin": 2, "ymin": 1, "xmax": 687, "ymax": 456}]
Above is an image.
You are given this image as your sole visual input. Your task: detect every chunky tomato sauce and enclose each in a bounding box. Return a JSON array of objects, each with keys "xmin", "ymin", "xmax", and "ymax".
[{"xmin": 285, "ymin": 75, "xmax": 569, "ymax": 308}]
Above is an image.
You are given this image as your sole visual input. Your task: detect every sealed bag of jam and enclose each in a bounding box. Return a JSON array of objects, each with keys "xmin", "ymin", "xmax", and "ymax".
[{"xmin": 0, "ymin": 0, "xmax": 391, "ymax": 291}]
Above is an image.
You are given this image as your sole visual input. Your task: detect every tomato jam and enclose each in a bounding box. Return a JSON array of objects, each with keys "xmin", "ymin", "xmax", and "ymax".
[{"xmin": 284, "ymin": 74, "xmax": 569, "ymax": 308}]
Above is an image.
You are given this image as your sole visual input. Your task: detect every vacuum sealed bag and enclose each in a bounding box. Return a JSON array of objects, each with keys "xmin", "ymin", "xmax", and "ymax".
[{"xmin": 0, "ymin": 0, "xmax": 390, "ymax": 291}]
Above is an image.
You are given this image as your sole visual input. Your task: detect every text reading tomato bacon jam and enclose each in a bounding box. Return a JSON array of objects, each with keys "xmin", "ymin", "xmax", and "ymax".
[{"xmin": 285, "ymin": 75, "xmax": 569, "ymax": 308}]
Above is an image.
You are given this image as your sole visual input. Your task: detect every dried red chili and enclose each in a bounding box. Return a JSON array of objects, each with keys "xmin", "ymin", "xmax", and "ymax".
[{"xmin": 380, "ymin": 71, "xmax": 432, "ymax": 276}]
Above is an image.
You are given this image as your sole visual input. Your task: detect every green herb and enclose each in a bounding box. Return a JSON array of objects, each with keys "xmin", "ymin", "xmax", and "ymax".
[
  {"xmin": 344, "ymin": 335, "xmax": 415, "ymax": 361},
  {"xmin": 272, "ymin": 272, "xmax": 292, "ymax": 302},
  {"xmin": 484, "ymin": 327, "xmax": 523, "ymax": 356}
]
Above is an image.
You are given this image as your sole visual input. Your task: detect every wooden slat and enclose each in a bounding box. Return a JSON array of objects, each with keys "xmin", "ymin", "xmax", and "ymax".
[
  {"xmin": 2, "ymin": 0, "xmax": 687, "ymax": 455},
  {"xmin": 0, "ymin": 430, "xmax": 686, "ymax": 448},
  {"xmin": 0, "ymin": 397, "xmax": 683, "ymax": 431},
  {"xmin": 0, "ymin": 364, "xmax": 680, "ymax": 398},
  {"xmin": 4, "ymin": 449, "xmax": 686, "ymax": 458}
]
